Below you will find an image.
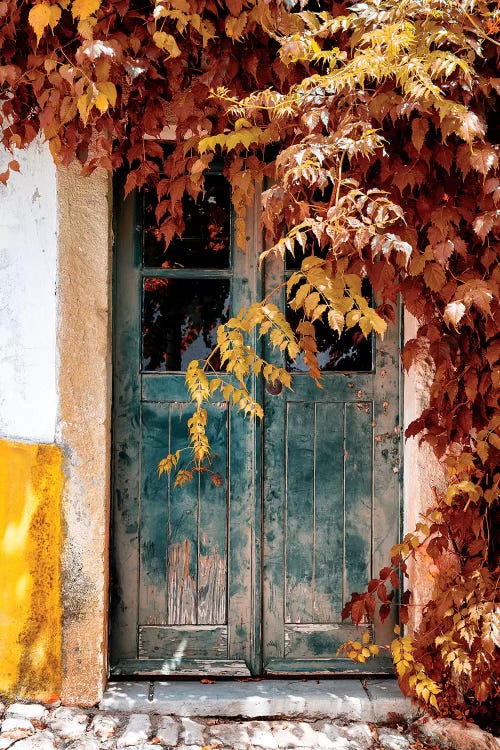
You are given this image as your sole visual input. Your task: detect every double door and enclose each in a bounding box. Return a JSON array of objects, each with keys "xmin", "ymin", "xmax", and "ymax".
[{"xmin": 110, "ymin": 172, "xmax": 401, "ymax": 676}]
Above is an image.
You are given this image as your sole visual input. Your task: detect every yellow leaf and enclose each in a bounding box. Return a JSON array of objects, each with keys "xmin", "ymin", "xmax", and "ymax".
[
  {"xmin": 60, "ymin": 96, "xmax": 77, "ymax": 124},
  {"xmin": 489, "ymin": 432, "xmax": 500, "ymax": 450},
  {"xmin": 77, "ymin": 92, "xmax": 91, "ymax": 123},
  {"xmin": 153, "ymin": 31, "xmax": 182, "ymax": 57},
  {"xmin": 346, "ymin": 309, "xmax": 361, "ymax": 329},
  {"xmin": 72, "ymin": 0, "xmax": 100, "ymax": 20},
  {"xmin": 225, "ymin": 13, "xmax": 247, "ymax": 40},
  {"xmin": 48, "ymin": 3, "xmax": 61, "ymax": 29},
  {"xmin": 77, "ymin": 17, "xmax": 97, "ymax": 38},
  {"xmin": 234, "ymin": 117, "xmax": 252, "ymax": 130},
  {"xmin": 29, "ymin": 3, "xmax": 52, "ymax": 44},
  {"xmin": 365, "ymin": 308, "xmax": 387, "ymax": 338},
  {"xmin": 304, "ymin": 291, "xmax": 320, "ymax": 317},
  {"xmin": 327, "ymin": 309, "xmax": 344, "ymax": 334},
  {"xmin": 94, "ymin": 92, "xmax": 109, "ymax": 113},
  {"xmin": 97, "ymin": 81, "xmax": 117, "ymax": 107},
  {"xmin": 476, "ymin": 439, "xmax": 489, "ymax": 464}
]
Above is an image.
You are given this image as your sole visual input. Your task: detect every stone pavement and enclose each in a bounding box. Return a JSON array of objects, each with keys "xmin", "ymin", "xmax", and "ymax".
[{"xmin": 1, "ymin": 682, "xmax": 499, "ymax": 750}]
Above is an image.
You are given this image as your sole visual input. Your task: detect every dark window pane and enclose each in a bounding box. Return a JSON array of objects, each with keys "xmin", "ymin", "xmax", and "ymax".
[
  {"xmin": 285, "ymin": 234, "xmax": 328, "ymax": 270},
  {"xmin": 286, "ymin": 280, "xmax": 373, "ymax": 373},
  {"xmin": 142, "ymin": 279, "xmax": 230, "ymax": 372},
  {"xmin": 143, "ymin": 174, "xmax": 231, "ymax": 268}
]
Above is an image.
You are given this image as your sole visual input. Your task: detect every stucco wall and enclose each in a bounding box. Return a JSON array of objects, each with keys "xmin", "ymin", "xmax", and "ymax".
[
  {"xmin": 0, "ymin": 145, "xmax": 112, "ymax": 706},
  {"xmin": 0, "ymin": 141, "xmax": 58, "ymax": 442},
  {"xmin": 403, "ymin": 312, "xmax": 447, "ymax": 633},
  {"xmin": 0, "ymin": 141, "xmax": 63, "ymax": 700},
  {"xmin": 57, "ymin": 165, "xmax": 112, "ymax": 706}
]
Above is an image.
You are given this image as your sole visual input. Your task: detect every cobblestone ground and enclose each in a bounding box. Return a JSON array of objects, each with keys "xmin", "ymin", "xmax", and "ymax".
[{"xmin": 0, "ymin": 701, "xmax": 498, "ymax": 750}]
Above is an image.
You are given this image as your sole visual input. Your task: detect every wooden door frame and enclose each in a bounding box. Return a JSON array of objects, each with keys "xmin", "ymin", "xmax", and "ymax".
[{"xmin": 52, "ymin": 165, "xmax": 443, "ymax": 704}]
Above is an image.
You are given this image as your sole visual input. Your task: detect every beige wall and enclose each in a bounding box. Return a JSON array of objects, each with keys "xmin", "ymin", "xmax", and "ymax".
[
  {"xmin": 403, "ymin": 312, "xmax": 446, "ymax": 633},
  {"xmin": 57, "ymin": 166, "xmax": 113, "ymax": 706}
]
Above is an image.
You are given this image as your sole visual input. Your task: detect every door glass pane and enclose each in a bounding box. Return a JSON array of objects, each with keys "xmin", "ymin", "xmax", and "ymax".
[
  {"xmin": 143, "ymin": 174, "xmax": 231, "ymax": 268},
  {"xmin": 286, "ymin": 305, "xmax": 373, "ymax": 372},
  {"xmin": 142, "ymin": 278, "xmax": 230, "ymax": 372},
  {"xmin": 285, "ymin": 238, "xmax": 328, "ymax": 271},
  {"xmin": 286, "ymin": 276, "xmax": 373, "ymax": 372}
]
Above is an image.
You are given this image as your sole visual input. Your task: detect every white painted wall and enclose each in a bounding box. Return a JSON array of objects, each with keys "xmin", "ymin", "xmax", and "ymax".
[{"xmin": 0, "ymin": 140, "xmax": 58, "ymax": 443}]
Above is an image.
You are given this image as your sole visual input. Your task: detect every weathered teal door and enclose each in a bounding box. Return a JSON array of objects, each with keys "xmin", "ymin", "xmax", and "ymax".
[
  {"xmin": 111, "ymin": 174, "xmax": 261, "ymax": 676},
  {"xmin": 110, "ymin": 175, "xmax": 401, "ymax": 677},
  {"xmin": 261, "ymin": 253, "xmax": 400, "ymax": 673}
]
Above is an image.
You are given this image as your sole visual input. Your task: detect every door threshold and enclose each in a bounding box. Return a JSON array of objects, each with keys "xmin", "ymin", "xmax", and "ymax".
[
  {"xmin": 100, "ymin": 678, "xmax": 417, "ymax": 722},
  {"xmin": 110, "ymin": 658, "xmax": 251, "ymax": 678}
]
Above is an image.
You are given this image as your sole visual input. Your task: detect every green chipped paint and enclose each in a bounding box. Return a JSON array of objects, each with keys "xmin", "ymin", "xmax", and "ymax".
[
  {"xmin": 111, "ymin": 176, "xmax": 401, "ymax": 676},
  {"xmin": 111, "ymin": 175, "xmax": 262, "ymax": 674},
  {"xmin": 262, "ymin": 251, "xmax": 401, "ymax": 673}
]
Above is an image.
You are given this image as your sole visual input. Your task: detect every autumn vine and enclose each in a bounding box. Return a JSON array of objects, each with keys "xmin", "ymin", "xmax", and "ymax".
[{"xmin": 0, "ymin": 0, "xmax": 499, "ymax": 729}]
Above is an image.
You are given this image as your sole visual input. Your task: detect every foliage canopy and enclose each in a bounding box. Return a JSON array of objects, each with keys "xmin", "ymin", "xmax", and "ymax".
[{"xmin": 1, "ymin": 0, "xmax": 499, "ymax": 727}]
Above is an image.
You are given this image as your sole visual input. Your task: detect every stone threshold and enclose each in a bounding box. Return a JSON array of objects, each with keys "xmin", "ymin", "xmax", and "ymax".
[{"xmin": 100, "ymin": 679, "xmax": 419, "ymax": 722}]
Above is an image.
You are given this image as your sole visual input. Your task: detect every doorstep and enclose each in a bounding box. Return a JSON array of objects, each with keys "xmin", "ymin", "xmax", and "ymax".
[{"xmin": 100, "ymin": 679, "xmax": 418, "ymax": 722}]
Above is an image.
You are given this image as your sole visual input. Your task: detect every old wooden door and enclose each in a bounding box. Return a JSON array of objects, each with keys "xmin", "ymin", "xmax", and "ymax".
[
  {"xmin": 261, "ymin": 252, "xmax": 401, "ymax": 674},
  {"xmin": 110, "ymin": 174, "xmax": 401, "ymax": 677},
  {"xmin": 111, "ymin": 173, "xmax": 261, "ymax": 676}
]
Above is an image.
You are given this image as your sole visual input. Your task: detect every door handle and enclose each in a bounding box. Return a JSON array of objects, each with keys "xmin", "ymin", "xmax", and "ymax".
[{"xmin": 265, "ymin": 379, "xmax": 283, "ymax": 395}]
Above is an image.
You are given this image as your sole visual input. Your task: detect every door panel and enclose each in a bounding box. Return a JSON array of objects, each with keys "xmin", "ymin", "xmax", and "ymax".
[
  {"xmin": 262, "ymin": 253, "xmax": 400, "ymax": 673},
  {"xmin": 111, "ymin": 177, "xmax": 261, "ymax": 676},
  {"xmin": 139, "ymin": 402, "xmax": 228, "ymax": 632}
]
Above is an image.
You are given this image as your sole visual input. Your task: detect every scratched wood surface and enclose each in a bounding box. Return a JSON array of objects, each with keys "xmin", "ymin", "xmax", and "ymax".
[
  {"xmin": 111, "ymin": 174, "xmax": 261, "ymax": 674},
  {"xmin": 111, "ymin": 658, "xmax": 250, "ymax": 677},
  {"xmin": 262, "ymin": 250, "xmax": 401, "ymax": 672},
  {"xmin": 139, "ymin": 625, "xmax": 228, "ymax": 658},
  {"xmin": 111, "ymin": 173, "xmax": 400, "ymax": 676}
]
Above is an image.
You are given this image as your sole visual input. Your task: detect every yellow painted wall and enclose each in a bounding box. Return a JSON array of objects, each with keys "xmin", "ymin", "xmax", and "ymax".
[{"xmin": 0, "ymin": 439, "xmax": 63, "ymax": 701}]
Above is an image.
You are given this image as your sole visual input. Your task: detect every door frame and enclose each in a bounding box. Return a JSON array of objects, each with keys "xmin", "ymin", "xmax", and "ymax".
[
  {"xmin": 109, "ymin": 171, "xmax": 403, "ymax": 677},
  {"xmin": 52, "ymin": 164, "xmax": 441, "ymax": 704}
]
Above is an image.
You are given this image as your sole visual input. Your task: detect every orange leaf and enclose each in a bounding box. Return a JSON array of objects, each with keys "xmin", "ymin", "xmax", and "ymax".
[
  {"xmin": 28, "ymin": 3, "xmax": 52, "ymax": 44},
  {"xmin": 423, "ymin": 262, "xmax": 446, "ymax": 292},
  {"xmin": 72, "ymin": 0, "xmax": 100, "ymax": 20}
]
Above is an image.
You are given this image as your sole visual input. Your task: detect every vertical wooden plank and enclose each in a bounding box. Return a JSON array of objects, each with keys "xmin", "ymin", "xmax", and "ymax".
[
  {"xmin": 198, "ymin": 403, "xmax": 228, "ymax": 626},
  {"xmin": 262, "ymin": 388, "xmax": 285, "ymax": 662},
  {"xmin": 313, "ymin": 402, "xmax": 344, "ymax": 623},
  {"xmin": 139, "ymin": 402, "xmax": 169, "ymax": 625},
  {"xmin": 167, "ymin": 403, "xmax": 198, "ymax": 625},
  {"xmin": 227, "ymin": 186, "xmax": 261, "ymax": 670},
  {"xmin": 372, "ymin": 304, "xmax": 402, "ymax": 646},
  {"xmin": 344, "ymin": 402, "xmax": 373, "ymax": 603},
  {"xmin": 261, "ymin": 248, "xmax": 286, "ymax": 663},
  {"xmin": 285, "ymin": 401, "xmax": 315, "ymax": 623},
  {"xmin": 110, "ymin": 189, "xmax": 141, "ymax": 663}
]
